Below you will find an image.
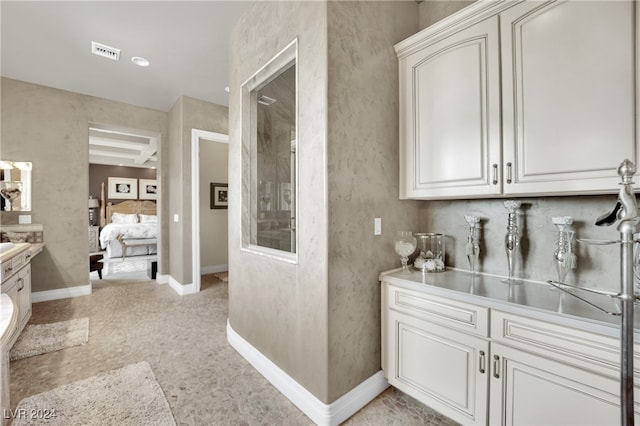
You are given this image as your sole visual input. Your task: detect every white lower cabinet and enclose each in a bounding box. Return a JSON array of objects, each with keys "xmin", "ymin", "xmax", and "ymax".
[
  {"xmin": 383, "ymin": 282, "xmax": 490, "ymax": 425},
  {"xmin": 387, "ymin": 310, "xmax": 489, "ymax": 425},
  {"xmin": 382, "ymin": 281, "xmax": 640, "ymax": 425},
  {"xmin": 489, "ymin": 342, "xmax": 639, "ymax": 425}
]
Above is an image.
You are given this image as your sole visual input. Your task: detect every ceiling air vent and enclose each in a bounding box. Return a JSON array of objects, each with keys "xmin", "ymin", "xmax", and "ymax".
[{"xmin": 91, "ymin": 41, "xmax": 120, "ymax": 61}]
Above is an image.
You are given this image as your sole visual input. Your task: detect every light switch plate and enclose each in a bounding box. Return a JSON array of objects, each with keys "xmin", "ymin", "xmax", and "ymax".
[
  {"xmin": 173, "ymin": 214, "xmax": 179, "ymax": 223},
  {"xmin": 18, "ymin": 215, "xmax": 32, "ymax": 224},
  {"xmin": 374, "ymin": 217, "xmax": 382, "ymax": 235}
]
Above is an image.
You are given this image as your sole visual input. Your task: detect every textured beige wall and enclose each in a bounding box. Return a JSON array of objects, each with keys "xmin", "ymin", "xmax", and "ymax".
[
  {"xmin": 229, "ymin": 0, "xmax": 423, "ymax": 403},
  {"xmin": 167, "ymin": 96, "xmax": 228, "ymax": 285},
  {"xmin": 168, "ymin": 99, "xmax": 183, "ymax": 279},
  {"xmin": 199, "ymin": 141, "xmax": 228, "ymax": 268},
  {"xmin": 326, "ymin": 1, "xmax": 420, "ymax": 401},
  {"xmin": 418, "ymin": 0, "xmax": 476, "ymax": 29},
  {"xmin": 229, "ymin": 1, "xmax": 331, "ymax": 401},
  {"xmin": 1, "ymin": 77, "xmax": 168, "ymax": 291}
]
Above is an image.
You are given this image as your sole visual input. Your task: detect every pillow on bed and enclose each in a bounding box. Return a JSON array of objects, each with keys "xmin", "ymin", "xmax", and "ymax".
[
  {"xmin": 111, "ymin": 213, "xmax": 138, "ymax": 224},
  {"xmin": 139, "ymin": 214, "xmax": 157, "ymax": 224}
]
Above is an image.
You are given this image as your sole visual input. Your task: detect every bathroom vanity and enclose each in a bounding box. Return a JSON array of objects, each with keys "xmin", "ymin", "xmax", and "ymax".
[
  {"xmin": 381, "ymin": 268, "xmax": 640, "ymax": 425},
  {"xmin": 0, "ymin": 242, "xmax": 43, "ymax": 425}
]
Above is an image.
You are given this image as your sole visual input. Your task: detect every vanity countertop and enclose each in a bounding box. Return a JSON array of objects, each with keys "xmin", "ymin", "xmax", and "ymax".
[
  {"xmin": 380, "ymin": 268, "xmax": 632, "ymax": 338},
  {"xmin": 0, "ymin": 243, "xmax": 30, "ymax": 263},
  {"xmin": 0, "ymin": 243, "xmax": 45, "ymax": 264}
]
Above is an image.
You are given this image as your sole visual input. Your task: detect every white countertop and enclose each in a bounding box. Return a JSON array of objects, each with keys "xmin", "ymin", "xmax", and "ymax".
[{"xmin": 380, "ymin": 267, "xmax": 632, "ymax": 338}]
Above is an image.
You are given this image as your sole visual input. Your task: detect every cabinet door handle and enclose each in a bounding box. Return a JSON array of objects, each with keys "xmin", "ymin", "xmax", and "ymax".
[
  {"xmin": 17, "ymin": 277, "xmax": 24, "ymax": 291},
  {"xmin": 479, "ymin": 350, "xmax": 486, "ymax": 374},
  {"xmin": 506, "ymin": 162, "xmax": 513, "ymax": 184},
  {"xmin": 493, "ymin": 355, "xmax": 500, "ymax": 379},
  {"xmin": 492, "ymin": 164, "xmax": 498, "ymax": 185}
]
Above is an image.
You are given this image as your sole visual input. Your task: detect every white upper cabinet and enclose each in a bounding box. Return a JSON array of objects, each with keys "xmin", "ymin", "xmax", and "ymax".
[
  {"xmin": 398, "ymin": 15, "xmax": 502, "ymax": 199},
  {"xmin": 396, "ymin": 0, "xmax": 638, "ymax": 200}
]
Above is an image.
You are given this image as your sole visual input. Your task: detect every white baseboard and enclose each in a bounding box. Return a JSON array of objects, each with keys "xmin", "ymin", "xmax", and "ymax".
[
  {"xmin": 32, "ymin": 283, "xmax": 92, "ymax": 303},
  {"xmin": 155, "ymin": 273, "xmax": 169, "ymax": 285},
  {"xmin": 167, "ymin": 275, "xmax": 197, "ymax": 295},
  {"xmin": 201, "ymin": 263, "xmax": 228, "ymax": 274},
  {"xmin": 226, "ymin": 319, "xmax": 389, "ymax": 426}
]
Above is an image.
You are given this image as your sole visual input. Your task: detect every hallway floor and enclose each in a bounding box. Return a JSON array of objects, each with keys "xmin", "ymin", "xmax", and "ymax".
[{"xmin": 9, "ymin": 275, "xmax": 457, "ymax": 425}]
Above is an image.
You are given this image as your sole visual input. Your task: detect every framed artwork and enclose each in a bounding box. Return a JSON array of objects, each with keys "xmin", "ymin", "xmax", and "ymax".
[
  {"xmin": 210, "ymin": 183, "xmax": 228, "ymax": 209},
  {"xmin": 108, "ymin": 177, "xmax": 138, "ymax": 200},
  {"xmin": 139, "ymin": 179, "xmax": 158, "ymax": 200}
]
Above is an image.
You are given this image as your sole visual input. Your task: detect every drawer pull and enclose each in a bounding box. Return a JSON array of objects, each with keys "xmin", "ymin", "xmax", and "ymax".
[
  {"xmin": 479, "ymin": 350, "xmax": 486, "ymax": 374},
  {"xmin": 506, "ymin": 162, "xmax": 513, "ymax": 184},
  {"xmin": 493, "ymin": 355, "xmax": 500, "ymax": 379},
  {"xmin": 25, "ymin": 253, "xmax": 31, "ymax": 260},
  {"xmin": 492, "ymin": 164, "xmax": 498, "ymax": 185}
]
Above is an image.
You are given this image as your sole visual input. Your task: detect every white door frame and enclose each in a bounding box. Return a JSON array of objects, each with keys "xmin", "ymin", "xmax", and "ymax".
[{"xmin": 191, "ymin": 129, "xmax": 229, "ymax": 292}]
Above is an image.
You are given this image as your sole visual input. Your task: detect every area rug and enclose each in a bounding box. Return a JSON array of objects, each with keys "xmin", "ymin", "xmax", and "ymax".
[
  {"xmin": 10, "ymin": 318, "xmax": 89, "ymax": 361},
  {"xmin": 11, "ymin": 361, "xmax": 176, "ymax": 426},
  {"xmin": 213, "ymin": 271, "xmax": 228, "ymax": 282}
]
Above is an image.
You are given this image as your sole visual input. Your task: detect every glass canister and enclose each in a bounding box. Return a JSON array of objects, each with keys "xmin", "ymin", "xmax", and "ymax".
[{"xmin": 414, "ymin": 233, "xmax": 446, "ymax": 272}]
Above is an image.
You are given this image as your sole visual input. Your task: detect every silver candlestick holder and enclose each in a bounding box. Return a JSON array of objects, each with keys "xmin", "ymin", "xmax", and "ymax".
[
  {"xmin": 464, "ymin": 215, "xmax": 481, "ymax": 274},
  {"xmin": 503, "ymin": 200, "xmax": 521, "ymax": 283}
]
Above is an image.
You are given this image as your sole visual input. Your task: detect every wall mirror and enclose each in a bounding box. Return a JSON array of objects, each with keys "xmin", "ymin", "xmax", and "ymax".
[
  {"xmin": 242, "ymin": 39, "xmax": 297, "ymax": 258},
  {"xmin": 0, "ymin": 160, "xmax": 32, "ymax": 211}
]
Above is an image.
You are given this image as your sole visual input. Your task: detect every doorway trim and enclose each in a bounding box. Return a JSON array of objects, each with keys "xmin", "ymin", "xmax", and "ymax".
[{"xmin": 191, "ymin": 129, "xmax": 229, "ymax": 292}]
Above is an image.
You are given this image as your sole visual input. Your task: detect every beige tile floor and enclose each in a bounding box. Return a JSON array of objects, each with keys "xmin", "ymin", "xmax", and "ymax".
[{"xmin": 9, "ymin": 274, "xmax": 457, "ymax": 425}]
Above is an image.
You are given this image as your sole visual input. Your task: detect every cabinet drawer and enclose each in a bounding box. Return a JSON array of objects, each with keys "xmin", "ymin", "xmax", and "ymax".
[
  {"xmin": 387, "ymin": 284, "xmax": 489, "ymax": 337},
  {"xmin": 491, "ymin": 310, "xmax": 640, "ymax": 374},
  {"xmin": 10, "ymin": 253, "xmax": 25, "ymax": 272},
  {"xmin": 0, "ymin": 260, "xmax": 13, "ymax": 283}
]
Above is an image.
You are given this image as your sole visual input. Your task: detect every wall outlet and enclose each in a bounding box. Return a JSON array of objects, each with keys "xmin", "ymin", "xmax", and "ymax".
[
  {"xmin": 374, "ymin": 217, "xmax": 382, "ymax": 235},
  {"xmin": 18, "ymin": 215, "xmax": 32, "ymax": 224}
]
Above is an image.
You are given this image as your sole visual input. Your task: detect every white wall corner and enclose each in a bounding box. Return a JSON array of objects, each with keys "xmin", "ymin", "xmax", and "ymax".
[
  {"xmin": 226, "ymin": 319, "xmax": 389, "ymax": 426},
  {"xmin": 32, "ymin": 283, "xmax": 92, "ymax": 303},
  {"xmin": 167, "ymin": 275, "xmax": 197, "ymax": 295}
]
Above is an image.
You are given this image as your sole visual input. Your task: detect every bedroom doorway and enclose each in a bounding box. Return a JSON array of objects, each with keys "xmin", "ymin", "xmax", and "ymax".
[
  {"xmin": 88, "ymin": 123, "xmax": 162, "ymax": 281},
  {"xmin": 191, "ymin": 129, "xmax": 229, "ymax": 292}
]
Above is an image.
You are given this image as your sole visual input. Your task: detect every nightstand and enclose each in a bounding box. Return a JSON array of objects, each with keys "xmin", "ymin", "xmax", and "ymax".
[{"xmin": 88, "ymin": 225, "xmax": 100, "ymax": 252}]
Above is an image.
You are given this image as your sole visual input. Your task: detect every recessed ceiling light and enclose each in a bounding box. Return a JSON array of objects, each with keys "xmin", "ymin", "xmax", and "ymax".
[{"xmin": 131, "ymin": 56, "xmax": 150, "ymax": 67}]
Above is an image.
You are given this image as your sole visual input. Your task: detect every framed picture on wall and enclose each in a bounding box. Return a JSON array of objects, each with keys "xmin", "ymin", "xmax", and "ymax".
[
  {"xmin": 108, "ymin": 177, "xmax": 138, "ymax": 199},
  {"xmin": 210, "ymin": 183, "xmax": 228, "ymax": 209},
  {"xmin": 139, "ymin": 179, "xmax": 158, "ymax": 200}
]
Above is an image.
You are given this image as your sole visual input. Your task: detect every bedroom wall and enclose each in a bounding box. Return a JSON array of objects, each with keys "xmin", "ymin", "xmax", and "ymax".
[
  {"xmin": 199, "ymin": 140, "xmax": 228, "ymax": 270},
  {"xmin": 89, "ymin": 164, "xmax": 156, "ymax": 205},
  {"xmin": 0, "ymin": 77, "xmax": 168, "ymax": 292},
  {"xmin": 167, "ymin": 96, "xmax": 228, "ymax": 286}
]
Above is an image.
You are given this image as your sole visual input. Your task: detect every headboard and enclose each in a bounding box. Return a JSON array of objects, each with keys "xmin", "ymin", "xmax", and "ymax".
[{"xmin": 105, "ymin": 200, "xmax": 157, "ymax": 224}]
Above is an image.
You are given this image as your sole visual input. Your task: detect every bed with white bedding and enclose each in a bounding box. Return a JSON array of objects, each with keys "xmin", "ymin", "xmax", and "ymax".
[{"xmin": 100, "ymin": 200, "xmax": 157, "ymax": 259}]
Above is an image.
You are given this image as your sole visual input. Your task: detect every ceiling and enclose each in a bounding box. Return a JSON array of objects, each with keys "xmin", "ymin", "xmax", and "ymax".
[{"xmin": 1, "ymin": 0, "xmax": 254, "ymax": 168}]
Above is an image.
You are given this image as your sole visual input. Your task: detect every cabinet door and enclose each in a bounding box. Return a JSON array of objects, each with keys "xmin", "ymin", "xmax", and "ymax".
[
  {"xmin": 16, "ymin": 265, "xmax": 31, "ymax": 330},
  {"xmin": 399, "ymin": 16, "xmax": 502, "ymax": 199},
  {"xmin": 490, "ymin": 342, "xmax": 640, "ymax": 425},
  {"xmin": 387, "ymin": 310, "xmax": 489, "ymax": 425},
  {"xmin": 501, "ymin": 0, "xmax": 637, "ymax": 195}
]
